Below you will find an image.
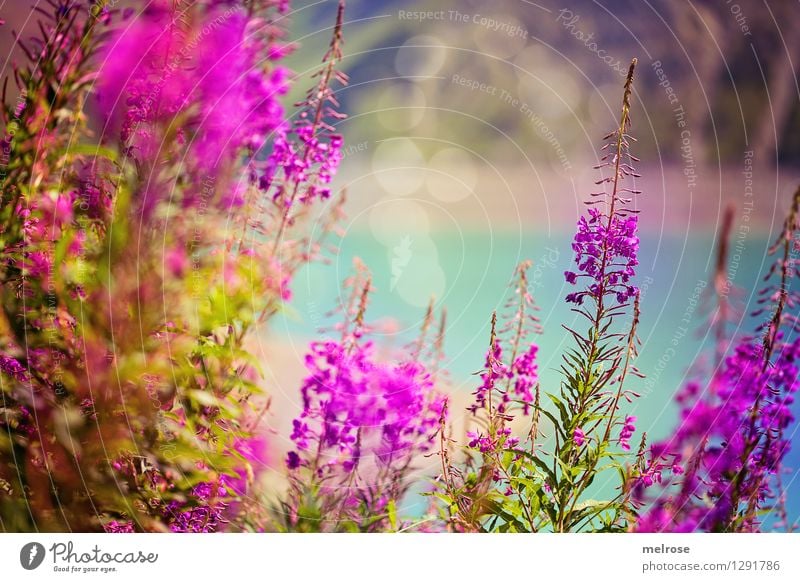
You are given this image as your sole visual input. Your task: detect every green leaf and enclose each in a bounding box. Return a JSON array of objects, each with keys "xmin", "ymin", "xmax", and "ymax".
[
  {"xmin": 387, "ymin": 499, "xmax": 398, "ymax": 531},
  {"xmin": 483, "ymin": 499, "xmax": 528, "ymax": 532},
  {"xmin": 510, "ymin": 448, "xmax": 557, "ymax": 484},
  {"xmin": 531, "ymin": 406, "xmax": 566, "ymax": 440},
  {"xmin": 566, "ymin": 499, "xmax": 612, "ymax": 531},
  {"xmin": 546, "ymin": 392, "xmax": 571, "ymax": 428},
  {"xmin": 61, "ymin": 142, "xmax": 119, "ymax": 163}
]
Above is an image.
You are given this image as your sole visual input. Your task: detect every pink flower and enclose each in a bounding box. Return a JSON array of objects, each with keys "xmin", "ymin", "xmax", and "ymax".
[
  {"xmin": 287, "ymin": 340, "xmax": 445, "ymax": 474},
  {"xmin": 618, "ymin": 415, "xmax": 636, "ymax": 450},
  {"xmin": 165, "ymin": 248, "xmax": 188, "ymax": 277}
]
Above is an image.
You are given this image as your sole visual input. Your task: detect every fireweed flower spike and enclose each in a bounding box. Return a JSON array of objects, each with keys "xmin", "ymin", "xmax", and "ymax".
[
  {"xmin": 265, "ymin": 0, "xmax": 348, "ymax": 250},
  {"xmin": 636, "ymin": 186, "xmax": 800, "ymax": 533},
  {"xmin": 242, "ymin": 0, "xmax": 350, "ymax": 323},
  {"xmin": 564, "ymin": 60, "xmax": 640, "ymax": 308},
  {"xmin": 469, "ymin": 262, "xmax": 541, "ymax": 419},
  {"xmin": 435, "ymin": 66, "xmax": 647, "ymax": 532},
  {"xmin": 553, "ymin": 59, "xmax": 644, "ymax": 532},
  {"xmin": 435, "ymin": 263, "xmax": 544, "ymax": 532},
  {"xmin": 284, "ymin": 268, "xmax": 446, "ymax": 532}
]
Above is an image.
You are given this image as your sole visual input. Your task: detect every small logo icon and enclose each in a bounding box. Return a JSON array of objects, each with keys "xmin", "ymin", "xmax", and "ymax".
[
  {"xmin": 20, "ymin": 542, "xmax": 45, "ymax": 570},
  {"xmin": 390, "ymin": 235, "xmax": 413, "ymax": 291}
]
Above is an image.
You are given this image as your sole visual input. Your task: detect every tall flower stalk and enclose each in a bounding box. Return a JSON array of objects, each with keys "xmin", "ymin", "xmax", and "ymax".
[
  {"xmin": 435, "ymin": 262, "xmax": 544, "ymax": 532},
  {"xmin": 550, "ymin": 58, "xmax": 643, "ymax": 532},
  {"xmin": 265, "ymin": 0, "xmax": 347, "ymax": 256},
  {"xmin": 434, "ymin": 64, "xmax": 646, "ymax": 533},
  {"xmin": 282, "ymin": 266, "xmax": 446, "ymax": 532},
  {"xmin": 636, "ymin": 186, "xmax": 800, "ymax": 532}
]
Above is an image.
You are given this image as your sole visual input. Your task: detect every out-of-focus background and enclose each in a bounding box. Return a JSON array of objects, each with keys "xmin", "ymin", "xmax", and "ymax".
[{"xmin": 3, "ymin": 0, "xmax": 799, "ymax": 522}]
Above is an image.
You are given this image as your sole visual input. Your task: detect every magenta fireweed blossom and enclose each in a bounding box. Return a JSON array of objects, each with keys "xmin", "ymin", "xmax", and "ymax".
[
  {"xmin": 167, "ymin": 478, "xmax": 232, "ymax": 533},
  {"xmin": 106, "ymin": 480, "xmax": 233, "ymax": 534},
  {"xmin": 104, "ymin": 521, "xmax": 136, "ymax": 534},
  {"xmin": 97, "ymin": 3, "xmax": 291, "ymax": 178},
  {"xmin": 469, "ymin": 340, "xmax": 511, "ymax": 414},
  {"xmin": 512, "ymin": 344, "xmax": 539, "ymax": 415},
  {"xmin": 283, "ymin": 266, "xmax": 447, "ymax": 531},
  {"xmin": 264, "ymin": 123, "xmax": 344, "ymax": 205},
  {"xmin": 193, "ymin": 15, "xmax": 290, "ymax": 167},
  {"xmin": 565, "ymin": 209, "xmax": 639, "ymax": 305},
  {"xmin": 469, "ymin": 265, "xmax": 541, "ymax": 420},
  {"xmin": 619, "ymin": 415, "xmax": 637, "ymax": 451},
  {"xmin": 636, "ymin": 188, "xmax": 800, "ymax": 532},
  {"xmin": 288, "ymin": 340, "xmax": 444, "ymax": 475},
  {"xmin": 0, "ymin": 354, "xmax": 29, "ymax": 383},
  {"xmin": 466, "ymin": 426, "xmax": 518, "ymax": 455},
  {"xmin": 261, "ymin": 1, "xmax": 348, "ymax": 213},
  {"xmin": 636, "ymin": 337, "xmax": 800, "ymax": 532},
  {"xmin": 536, "ymin": 60, "xmax": 645, "ymax": 532},
  {"xmin": 573, "ymin": 428, "xmax": 586, "ymax": 447},
  {"xmin": 563, "ymin": 109, "xmax": 641, "ymax": 308},
  {"xmin": 563, "ymin": 54, "xmax": 640, "ymax": 310}
]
